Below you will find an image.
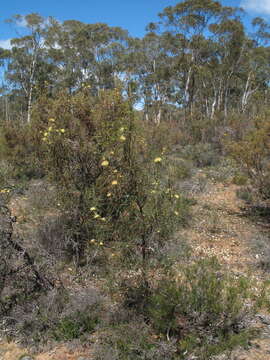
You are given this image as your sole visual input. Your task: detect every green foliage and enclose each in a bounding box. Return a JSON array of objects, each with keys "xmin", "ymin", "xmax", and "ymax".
[
  {"xmin": 93, "ymin": 321, "xmax": 177, "ymax": 360},
  {"xmin": 229, "ymin": 116, "xmax": 270, "ymax": 199},
  {"xmin": 232, "ymin": 173, "xmax": 248, "ymax": 186},
  {"xmin": 53, "ymin": 308, "xmax": 100, "ymax": 341},
  {"xmin": 0, "ymin": 122, "xmax": 44, "ymax": 180},
  {"xmin": 182, "ymin": 143, "xmax": 220, "ymax": 168},
  {"xmin": 147, "ymin": 258, "xmax": 253, "ymax": 358},
  {"xmin": 25, "ymin": 89, "xmax": 188, "ymax": 266},
  {"xmin": 1, "ymin": 4, "xmax": 269, "ymax": 358},
  {"xmin": 236, "ymin": 187, "xmax": 254, "ymax": 203}
]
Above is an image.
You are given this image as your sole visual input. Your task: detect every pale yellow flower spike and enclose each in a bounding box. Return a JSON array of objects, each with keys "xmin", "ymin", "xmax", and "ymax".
[{"xmin": 101, "ymin": 160, "xmax": 109, "ymax": 167}]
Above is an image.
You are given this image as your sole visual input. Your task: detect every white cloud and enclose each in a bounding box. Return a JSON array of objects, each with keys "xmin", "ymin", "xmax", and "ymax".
[
  {"xmin": 241, "ymin": 0, "xmax": 270, "ymax": 15},
  {"xmin": 0, "ymin": 39, "xmax": 11, "ymax": 49}
]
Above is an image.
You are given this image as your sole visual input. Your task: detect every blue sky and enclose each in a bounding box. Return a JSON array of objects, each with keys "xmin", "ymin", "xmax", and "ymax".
[{"xmin": 0, "ymin": 0, "xmax": 269, "ymax": 48}]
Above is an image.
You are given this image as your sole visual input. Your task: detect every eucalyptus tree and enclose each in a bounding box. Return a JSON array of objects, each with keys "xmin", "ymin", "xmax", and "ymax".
[
  {"xmin": 156, "ymin": 0, "xmax": 232, "ymax": 113},
  {"xmin": 123, "ymin": 32, "xmax": 173, "ymax": 124},
  {"xmin": 4, "ymin": 13, "xmax": 52, "ymax": 123},
  {"xmin": 45, "ymin": 20, "xmax": 128, "ymax": 94}
]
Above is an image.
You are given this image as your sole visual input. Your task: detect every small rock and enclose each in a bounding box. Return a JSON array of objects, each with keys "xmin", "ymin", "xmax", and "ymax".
[{"xmin": 257, "ymin": 314, "xmax": 270, "ymax": 325}]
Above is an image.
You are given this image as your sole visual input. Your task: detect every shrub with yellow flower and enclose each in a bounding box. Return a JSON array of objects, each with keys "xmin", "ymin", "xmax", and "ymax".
[{"xmin": 101, "ymin": 160, "xmax": 109, "ymax": 167}]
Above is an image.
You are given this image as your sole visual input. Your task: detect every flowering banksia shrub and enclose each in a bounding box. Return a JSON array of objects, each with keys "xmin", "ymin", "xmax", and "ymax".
[{"xmin": 29, "ymin": 89, "xmax": 189, "ymax": 265}]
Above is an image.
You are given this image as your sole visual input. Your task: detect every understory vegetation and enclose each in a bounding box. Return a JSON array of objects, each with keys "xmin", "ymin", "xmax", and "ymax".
[{"xmin": 0, "ymin": 1, "xmax": 270, "ymax": 359}]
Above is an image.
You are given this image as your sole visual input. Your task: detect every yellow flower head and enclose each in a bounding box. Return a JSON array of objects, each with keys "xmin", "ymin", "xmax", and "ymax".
[
  {"xmin": 119, "ymin": 135, "xmax": 126, "ymax": 141},
  {"xmin": 119, "ymin": 127, "xmax": 125, "ymax": 132},
  {"xmin": 101, "ymin": 160, "xmax": 109, "ymax": 167},
  {"xmin": 90, "ymin": 207, "xmax": 97, "ymax": 211},
  {"xmin": 48, "ymin": 126, "xmax": 53, "ymax": 132},
  {"xmin": 110, "ymin": 151, "xmax": 115, "ymax": 155},
  {"xmin": 49, "ymin": 118, "xmax": 55, "ymax": 122},
  {"xmin": 99, "ymin": 241, "xmax": 104, "ymax": 246},
  {"xmin": 94, "ymin": 213, "xmax": 100, "ymax": 219},
  {"xmin": 111, "ymin": 180, "xmax": 118, "ymax": 186},
  {"xmin": 100, "ymin": 217, "xmax": 106, "ymax": 222},
  {"xmin": 107, "ymin": 192, "xmax": 112, "ymax": 197},
  {"xmin": 90, "ymin": 239, "xmax": 96, "ymax": 244},
  {"xmin": 60, "ymin": 129, "xmax": 65, "ymax": 133},
  {"xmin": 154, "ymin": 157, "xmax": 162, "ymax": 163},
  {"xmin": 174, "ymin": 211, "xmax": 179, "ymax": 216},
  {"xmin": 174, "ymin": 194, "xmax": 180, "ymax": 199},
  {"xmin": 113, "ymin": 169, "xmax": 118, "ymax": 173},
  {"xmin": 44, "ymin": 132, "xmax": 48, "ymax": 136},
  {"xmin": 0, "ymin": 189, "xmax": 10, "ymax": 194}
]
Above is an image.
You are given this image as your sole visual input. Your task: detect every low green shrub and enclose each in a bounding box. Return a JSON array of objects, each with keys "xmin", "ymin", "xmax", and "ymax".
[
  {"xmin": 182, "ymin": 143, "xmax": 220, "ymax": 168},
  {"xmin": 0, "ymin": 122, "xmax": 44, "ymax": 180},
  {"xmin": 93, "ymin": 321, "xmax": 177, "ymax": 360},
  {"xmin": 5, "ymin": 287, "xmax": 103, "ymax": 345},
  {"xmin": 229, "ymin": 116, "xmax": 270, "ymax": 200},
  {"xmin": 232, "ymin": 173, "xmax": 248, "ymax": 186},
  {"xmin": 147, "ymin": 258, "xmax": 254, "ymax": 359},
  {"xmin": 236, "ymin": 187, "xmax": 254, "ymax": 204},
  {"xmin": 53, "ymin": 307, "xmax": 100, "ymax": 341}
]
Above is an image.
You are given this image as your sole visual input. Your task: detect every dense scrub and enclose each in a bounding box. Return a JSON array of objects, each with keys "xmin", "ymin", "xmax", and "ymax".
[
  {"xmin": 0, "ymin": 88, "xmax": 268, "ymax": 359},
  {"xmin": 0, "ymin": 0, "xmax": 270, "ymax": 358}
]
